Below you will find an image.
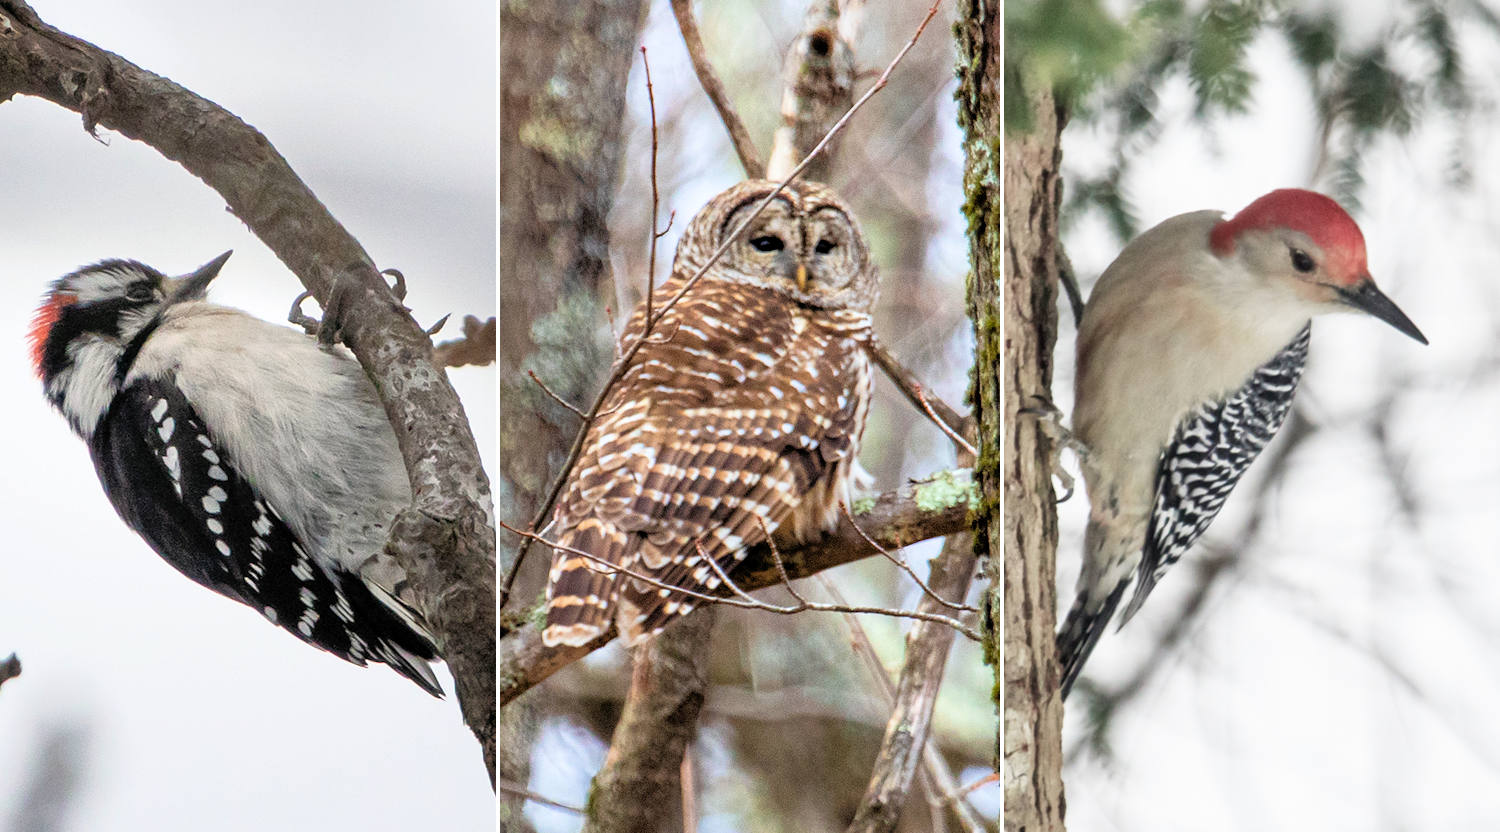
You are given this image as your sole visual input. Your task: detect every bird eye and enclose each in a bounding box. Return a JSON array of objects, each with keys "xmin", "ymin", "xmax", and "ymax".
[
  {"xmin": 814, "ymin": 239, "xmax": 836, "ymax": 255},
  {"xmin": 750, "ymin": 235, "xmax": 784, "ymax": 252},
  {"xmin": 125, "ymin": 284, "xmax": 156, "ymax": 302},
  {"xmin": 1289, "ymin": 249, "xmax": 1315, "ymax": 273}
]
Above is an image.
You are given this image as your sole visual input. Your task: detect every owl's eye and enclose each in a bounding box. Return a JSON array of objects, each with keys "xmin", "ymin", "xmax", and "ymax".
[
  {"xmin": 750, "ymin": 235, "xmax": 784, "ymax": 252},
  {"xmin": 1289, "ymin": 248, "xmax": 1315, "ymax": 273},
  {"xmin": 814, "ymin": 239, "xmax": 836, "ymax": 255},
  {"xmin": 125, "ymin": 284, "xmax": 156, "ymax": 302}
]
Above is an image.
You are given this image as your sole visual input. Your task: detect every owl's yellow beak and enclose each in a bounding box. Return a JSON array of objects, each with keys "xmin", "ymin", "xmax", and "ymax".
[{"xmin": 795, "ymin": 262, "xmax": 808, "ymax": 293}]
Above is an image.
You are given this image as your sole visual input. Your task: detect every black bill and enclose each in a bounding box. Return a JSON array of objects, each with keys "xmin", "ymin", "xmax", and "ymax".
[
  {"xmin": 168, "ymin": 250, "xmax": 233, "ymax": 302},
  {"xmin": 1339, "ymin": 279, "xmax": 1428, "ymax": 345}
]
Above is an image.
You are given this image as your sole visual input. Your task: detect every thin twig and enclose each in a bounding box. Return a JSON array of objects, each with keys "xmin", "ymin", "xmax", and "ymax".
[
  {"xmin": 866, "ymin": 334, "xmax": 972, "ymax": 452},
  {"xmin": 498, "ymin": 779, "xmax": 585, "ymax": 815},
  {"xmin": 502, "ymin": 470, "xmax": 974, "ymax": 702},
  {"xmin": 839, "ymin": 501, "xmax": 977, "ymax": 614},
  {"xmin": 643, "ymin": 46, "xmax": 662, "ymax": 329},
  {"xmin": 669, "ymin": 0, "xmax": 766, "ymax": 178},
  {"xmin": 814, "ymin": 572, "xmax": 985, "ymax": 832},
  {"xmin": 527, "ymin": 370, "xmax": 588, "ymax": 419},
  {"xmin": 949, "ymin": 772, "xmax": 998, "ymax": 803},
  {"xmin": 918, "ymin": 389, "xmax": 977, "ymax": 457},
  {"xmin": 501, "ymin": 2, "xmax": 943, "ymax": 609},
  {"xmin": 503, "ymin": 522, "xmax": 981, "ymax": 641}
]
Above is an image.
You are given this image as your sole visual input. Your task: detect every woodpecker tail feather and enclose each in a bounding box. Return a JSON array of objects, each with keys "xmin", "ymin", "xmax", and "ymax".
[
  {"xmin": 1056, "ymin": 581, "xmax": 1128, "ymax": 700},
  {"xmin": 346, "ymin": 575, "xmax": 444, "ymax": 697}
]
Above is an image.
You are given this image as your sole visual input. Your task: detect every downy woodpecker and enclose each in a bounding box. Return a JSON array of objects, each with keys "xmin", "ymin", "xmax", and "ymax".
[
  {"xmin": 1058, "ymin": 189, "xmax": 1427, "ymax": 698},
  {"xmin": 30, "ymin": 252, "xmax": 442, "ymax": 696}
]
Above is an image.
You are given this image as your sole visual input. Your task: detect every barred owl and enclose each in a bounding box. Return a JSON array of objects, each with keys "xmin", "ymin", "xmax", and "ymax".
[{"xmin": 542, "ymin": 179, "xmax": 879, "ymax": 648}]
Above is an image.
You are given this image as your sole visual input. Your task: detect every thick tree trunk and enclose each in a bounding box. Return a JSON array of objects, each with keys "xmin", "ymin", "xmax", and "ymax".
[
  {"xmin": 499, "ymin": 2, "xmax": 649, "ymax": 829},
  {"xmin": 998, "ymin": 74, "xmax": 1066, "ymax": 829}
]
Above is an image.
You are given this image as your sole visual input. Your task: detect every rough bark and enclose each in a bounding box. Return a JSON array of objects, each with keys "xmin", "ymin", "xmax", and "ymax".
[
  {"xmin": 502, "ymin": 470, "xmax": 977, "ymax": 705},
  {"xmin": 584, "ymin": 608, "xmax": 716, "ymax": 833},
  {"xmin": 0, "ymin": 0, "xmax": 496, "ymax": 779},
  {"xmin": 499, "ymin": 0, "xmax": 649, "ymax": 541},
  {"xmin": 500, "ymin": 1, "xmax": 649, "ymax": 827},
  {"xmin": 995, "ymin": 66, "xmax": 1066, "ymax": 833},
  {"xmin": 764, "ymin": 0, "xmax": 855, "ymax": 183},
  {"xmin": 846, "ymin": 533, "xmax": 980, "ymax": 833}
]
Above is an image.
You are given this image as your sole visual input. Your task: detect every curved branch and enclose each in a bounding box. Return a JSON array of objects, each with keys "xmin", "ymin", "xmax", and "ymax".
[
  {"xmin": 669, "ymin": 0, "xmax": 766, "ymax": 178},
  {"xmin": 501, "ymin": 469, "xmax": 974, "ymax": 705},
  {"xmin": 0, "ymin": 0, "xmax": 496, "ymax": 778}
]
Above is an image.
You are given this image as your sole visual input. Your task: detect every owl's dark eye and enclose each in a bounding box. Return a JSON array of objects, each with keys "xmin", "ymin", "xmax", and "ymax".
[
  {"xmin": 1289, "ymin": 248, "xmax": 1315, "ymax": 273},
  {"xmin": 750, "ymin": 235, "xmax": 784, "ymax": 252},
  {"xmin": 814, "ymin": 239, "xmax": 836, "ymax": 255},
  {"xmin": 125, "ymin": 284, "xmax": 156, "ymax": 302}
]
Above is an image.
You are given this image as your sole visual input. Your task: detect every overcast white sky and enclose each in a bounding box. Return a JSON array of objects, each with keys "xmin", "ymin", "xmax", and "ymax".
[
  {"xmin": 1054, "ymin": 6, "xmax": 1500, "ymax": 829},
  {"xmin": 0, "ymin": 2, "xmax": 495, "ymax": 829}
]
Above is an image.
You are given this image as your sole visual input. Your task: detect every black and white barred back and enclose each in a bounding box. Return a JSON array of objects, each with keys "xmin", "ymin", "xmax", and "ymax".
[
  {"xmin": 1057, "ymin": 325, "xmax": 1309, "ymax": 698},
  {"xmin": 31, "ymin": 255, "xmax": 442, "ymax": 696},
  {"xmin": 1122, "ymin": 324, "xmax": 1310, "ymax": 621}
]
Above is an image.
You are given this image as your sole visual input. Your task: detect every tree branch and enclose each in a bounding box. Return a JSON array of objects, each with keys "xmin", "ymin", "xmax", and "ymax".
[
  {"xmin": 501, "ymin": 469, "xmax": 975, "ymax": 705},
  {"xmin": 765, "ymin": 0, "xmax": 856, "ymax": 182},
  {"xmin": 0, "ymin": 0, "xmax": 495, "ymax": 779},
  {"xmin": 585, "ymin": 608, "xmax": 716, "ymax": 832},
  {"xmin": 669, "ymin": 0, "xmax": 765, "ymax": 178},
  {"xmin": 848, "ymin": 533, "xmax": 981, "ymax": 832}
]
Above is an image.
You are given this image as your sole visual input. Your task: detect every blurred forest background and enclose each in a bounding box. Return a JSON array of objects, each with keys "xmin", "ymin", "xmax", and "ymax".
[
  {"xmin": 1008, "ymin": 0, "xmax": 1500, "ymax": 828},
  {"xmin": 501, "ymin": 0, "xmax": 997, "ymax": 830}
]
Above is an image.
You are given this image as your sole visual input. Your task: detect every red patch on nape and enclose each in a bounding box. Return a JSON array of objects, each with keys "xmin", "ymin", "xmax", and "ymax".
[
  {"xmin": 27, "ymin": 292, "xmax": 74, "ymax": 378},
  {"xmin": 1209, "ymin": 188, "xmax": 1369, "ymax": 285}
]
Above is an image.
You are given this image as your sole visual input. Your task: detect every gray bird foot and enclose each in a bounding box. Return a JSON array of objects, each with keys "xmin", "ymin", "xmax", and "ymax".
[
  {"xmin": 1019, "ymin": 394, "xmax": 1089, "ymax": 503},
  {"xmin": 287, "ymin": 267, "xmax": 421, "ymax": 344}
]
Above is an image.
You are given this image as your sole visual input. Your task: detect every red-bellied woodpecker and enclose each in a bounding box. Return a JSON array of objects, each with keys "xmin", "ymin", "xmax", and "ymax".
[{"xmin": 1057, "ymin": 188, "xmax": 1427, "ymax": 699}]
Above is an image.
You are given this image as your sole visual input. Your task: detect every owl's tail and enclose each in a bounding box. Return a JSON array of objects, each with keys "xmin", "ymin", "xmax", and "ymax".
[{"xmin": 542, "ymin": 519, "xmax": 624, "ymax": 647}]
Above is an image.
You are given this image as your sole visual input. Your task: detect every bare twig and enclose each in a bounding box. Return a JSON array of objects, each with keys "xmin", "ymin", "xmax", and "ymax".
[
  {"xmin": 501, "ymin": 469, "xmax": 974, "ymax": 703},
  {"xmin": 507, "ymin": 523, "xmax": 981, "ymax": 641},
  {"xmin": 497, "ymin": 780, "xmax": 585, "ymax": 815},
  {"xmin": 682, "ymin": 743, "xmax": 699, "ymax": 833},
  {"xmin": 502, "ymin": 2, "xmax": 943, "ymax": 608},
  {"xmin": 841, "ymin": 501, "xmax": 977, "ymax": 614},
  {"xmin": 866, "ymin": 334, "xmax": 972, "ymax": 450},
  {"xmin": 950, "ymin": 772, "xmax": 999, "ymax": 802},
  {"xmin": 669, "ymin": 0, "xmax": 766, "ymax": 178},
  {"xmin": 643, "ymin": 47, "xmax": 663, "ymax": 328},
  {"xmin": 526, "ymin": 370, "xmax": 588, "ymax": 419},
  {"xmin": 848, "ymin": 533, "xmax": 982, "ymax": 833},
  {"xmin": 815, "ymin": 578, "xmax": 988, "ymax": 832}
]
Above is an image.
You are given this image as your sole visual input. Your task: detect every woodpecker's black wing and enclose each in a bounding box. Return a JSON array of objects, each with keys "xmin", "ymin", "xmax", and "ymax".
[
  {"xmin": 88, "ymin": 377, "xmax": 442, "ymax": 696},
  {"xmin": 1120, "ymin": 324, "xmax": 1311, "ymax": 624}
]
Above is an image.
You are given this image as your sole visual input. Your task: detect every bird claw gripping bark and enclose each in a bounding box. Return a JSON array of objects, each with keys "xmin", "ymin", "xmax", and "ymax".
[
  {"xmin": 1019, "ymin": 394, "xmax": 1088, "ymax": 503},
  {"xmin": 379, "ymin": 269, "xmax": 450, "ymax": 336},
  {"xmin": 286, "ymin": 267, "xmax": 418, "ymax": 345}
]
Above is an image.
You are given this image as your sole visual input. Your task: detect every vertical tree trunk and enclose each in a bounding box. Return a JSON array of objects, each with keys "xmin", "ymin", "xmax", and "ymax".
[
  {"xmin": 499, "ymin": 3, "xmax": 648, "ymax": 829},
  {"xmin": 998, "ymin": 70, "xmax": 1066, "ymax": 828}
]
